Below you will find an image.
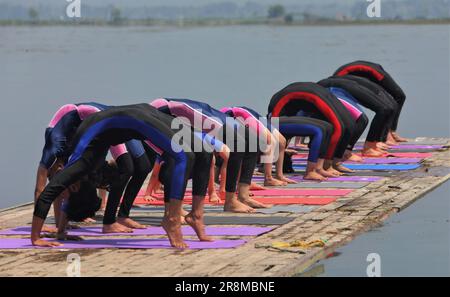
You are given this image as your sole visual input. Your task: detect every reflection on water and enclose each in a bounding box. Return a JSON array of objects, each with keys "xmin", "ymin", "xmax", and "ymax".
[
  {"xmin": 302, "ymin": 181, "xmax": 450, "ymax": 277},
  {"xmin": 0, "ymin": 24, "xmax": 449, "ymax": 208}
]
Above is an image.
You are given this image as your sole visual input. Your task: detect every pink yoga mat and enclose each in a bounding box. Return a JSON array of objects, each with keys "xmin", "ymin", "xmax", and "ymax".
[
  {"xmin": 292, "ymin": 152, "xmax": 433, "ymax": 159},
  {"xmin": 0, "ymin": 226, "xmax": 273, "ymax": 237},
  {"xmin": 0, "ymin": 238, "xmax": 246, "ymax": 250},
  {"xmin": 252, "ymin": 175, "xmax": 383, "ymax": 182},
  {"xmin": 292, "ymin": 158, "xmax": 422, "ymax": 164},
  {"xmin": 134, "ymin": 195, "xmax": 335, "ymax": 206},
  {"xmin": 249, "ymin": 189, "xmax": 352, "ymax": 196},
  {"xmin": 253, "ymin": 197, "xmax": 336, "ymax": 205},
  {"xmin": 354, "ymin": 144, "xmax": 444, "ymax": 150}
]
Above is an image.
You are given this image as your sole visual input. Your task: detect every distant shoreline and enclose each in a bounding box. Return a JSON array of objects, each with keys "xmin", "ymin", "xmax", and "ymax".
[{"xmin": 1, "ymin": 18, "xmax": 449, "ymax": 27}]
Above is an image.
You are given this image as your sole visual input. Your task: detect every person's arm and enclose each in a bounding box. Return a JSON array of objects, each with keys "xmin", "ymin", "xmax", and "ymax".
[
  {"xmin": 31, "ymin": 216, "xmax": 61, "ymax": 247},
  {"xmin": 56, "ymin": 208, "xmax": 83, "ymax": 241},
  {"xmin": 208, "ymin": 155, "xmax": 216, "ymax": 195},
  {"xmin": 217, "ymin": 145, "xmax": 230, "ymax": 193},
  {"xmin": 145, "ymin": 161, "xmax": 161, "ymax": 199},
  {"xmin": 31, "ymin": 179, "xmax": 71, "ymax": 246},
  {"xmin": 56, "ymin": 207, "xmax": 69, "ymax": 240},
  {"xmin": 217, "ymin": 144, "xmax": 230, "ymax": 163},
  {"xmin": 34, "ymin": 165, "xmax": 48, "ymax": 202},
  {"xmin": 98, "ymin": 188, "xmax": 107, "ymax": 210}
]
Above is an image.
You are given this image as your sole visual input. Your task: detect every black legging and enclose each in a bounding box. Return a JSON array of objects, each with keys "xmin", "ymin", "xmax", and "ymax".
[
  {"xmin": 348, "ymin": 113, "xmax": 369, "ymax": 149},
  {"xmin": 318, "ymin": 77, "xmax": 395, "ymax": 143},
  {"xmin": 277, "ymin": 116, "xmax": 333, "ymax": 161},
  {"xmin": 116, "ymin": 153, "xmax": 152, "ymax": 220},
  {"xmin": 268, "ymin": 82, "xmax": 355, "ymax": 159},
  {"xmin": 160, "ymin": 151, "xmax": 213, "ymax": 203},
  {"xmin": 334, "ymin": 60, "xmax": 406, "ymax": 131},
  {"xmin": 338, "ymin": 74, "xmax": 399, "ymax": 140},
  {"xmin": 215, "ymin": 125, "xmax": 259, "ymax": 192}
]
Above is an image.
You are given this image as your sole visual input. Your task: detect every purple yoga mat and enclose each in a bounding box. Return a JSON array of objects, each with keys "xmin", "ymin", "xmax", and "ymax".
[
  {"xmin": 252, "ymin": 175, "xmax": 382, "ymax": 182},
  {"xmin": 0, "ymin": 238, "xmax": 246, "ymax": 249},
  {"xmin": 353, "ymin": 144, "xmax": 444, "ymax": 150},
  {"xmin": 292, "ymin": 158, "xmax": 422, "ymax": 164},
  {"xmin": 0, "ymin": 226, "xmax": 273, "ymax": 237}
]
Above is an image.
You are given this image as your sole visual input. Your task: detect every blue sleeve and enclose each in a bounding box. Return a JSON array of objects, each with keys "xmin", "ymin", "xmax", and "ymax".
[
  {"xmin": 194, "ymin": 131, "xmax": 224, "ymax": 152},
  {"xmin": 39, "ymin": 111, "xmax": 81, "ymax": 168},
  {"xmin": 40, "ymin": 129, "xmax": 57, "ymax": 169}
]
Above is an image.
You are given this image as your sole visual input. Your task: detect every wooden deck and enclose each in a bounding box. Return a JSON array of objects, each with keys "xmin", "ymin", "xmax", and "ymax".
[{"xmin": 0, "ymin": 137, "xmax": 449, "ymax": 277}]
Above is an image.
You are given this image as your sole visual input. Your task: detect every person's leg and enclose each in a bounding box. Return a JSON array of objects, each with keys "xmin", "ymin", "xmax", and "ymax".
[
  {"xmin": 261, "ymin": 130, "xmax": 287, "ymax": 186},
  {"xmin": 328, "ymin": 99, "xmax": 356, "ymax": 173},
  {"xmin": 360, "ymin": 96, "xmax": 396, "ymax": 156},
  {"xmin": 223, "ymin": 151, "xmax": 255, "ymax": 213},
  {"xmin": 117, "ymin": 153, "xmax": 153, "ymax": 228},
  {"xmin": 380, "ymin": 71, "xmax": 407, "ymax": 137},
  {"xmin": 237, "ymin": 150, "xmax": 272, "ymax": 208},
  {"xmin": 185, "ymin": 151, "xmax": 214, "ymax": 241},
  {"xmin": 344, "ymin": 113, "xmax": 368, "ymax": 161},
  {"xmin": 272, "ymin": 131, "xmax": 296, "ymax": 184},
  {"xmin": 153, "ymin": 134, "xmax": 194, "ymax": 248},
  {"xmin": 314, "ymin": 121, "xmax": 340, "ymax": 177},
  {"xmin": 102, "ymin": 153, "xmax": 134, "ymax": 233},
  {"xmin": 220, "ymin": 126, "xmax": 255, "ymax": 213},
  {"xmin": 207, "ymin": 155, "xmax": 222, "ymax": 203},
  {"xmin": 159, "ymin": 158, "xmax": 188, "ymax": 224},
  {"xmin": 236, "ymin": 127, "xmax": 271, "ymax": 208},
  {"xmin": 277, "ymin": 117, "xmax": 332, "ymax": 180}
]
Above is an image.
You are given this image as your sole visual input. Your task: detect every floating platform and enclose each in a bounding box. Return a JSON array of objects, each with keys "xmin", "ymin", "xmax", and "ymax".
[{"xmin": 0, "ymin": 137, "xmax": 449, "ymax": 276}]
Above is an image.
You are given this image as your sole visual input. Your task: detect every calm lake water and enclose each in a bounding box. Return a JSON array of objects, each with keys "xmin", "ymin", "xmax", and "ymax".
[
  {"xmin": 0, "ymin": 24, "xmax": 449, "ymax": 208},
  {"xmin": 306, "ymin": 181, "xmax": 450, "ymax": 277}
]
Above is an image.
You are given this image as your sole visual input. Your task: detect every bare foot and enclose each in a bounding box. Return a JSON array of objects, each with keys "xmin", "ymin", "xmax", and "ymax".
[
  {"xmin": 181, "ymin": 208, "xmax": 189, "ymax": 217},
  {"xmin": 344, "ymin": 153, "xmax": 364, "ymax": 162},
  {"xmin": 386, "ymin": 133, "xmax": 399, "ymax": 145},
  {"xmin": 239, "ymin": 197, "xmax": 272, "ymax": 208},
  {"xmin": 334, "ymin": 163, "xmax": 355, "ymax": 173},
  {"xmin": 250, "ymin": 183, "xmax": 267, "ymax": 191},
  {"xmin": 362, "ymin": 147, "xmax": 386, "ymax": 157},
  {"xmin": 392, "ymin": 132, "xmax": 408, "ymax": 142},
  {"xmin": 117, "ymin": 217, "xmax": 146, "ymax": 229},
  {"xmin": 385, "ymin": 140, "xmax": 398, "ymax": 146},
  {"xmin": 208, "ymin": 192, "xmax": 222, "ymax": 204},
  {"xmin": 42, "ymin": 225, "xmax": 57, "ymax": 233},
  {"xmin": 264, "ymin": 177, "xmax": 286, "ymax": 187},
  {"xmin": 317, "ymin": 168, "xmax": 340, "ymax": 178},
  {"xmin": 144, "ymin": 195, "xmax": 156, "ymax": 202},
  {"xmin": 377, "ymin": 142, "xmax": 390, "ymax": 150},
  {"xmin": 102, "ymin": 222, "xmax": 133, "ymax": 234},
  {"xmin": 161, "ymin": 216, "xmax": 188, "ymax": 249},
  {"xmin": 276, "ymin": 175, "xmax": 297, "ymax": 184},
  {"xmin": 224, "ymin": 199, "xmax": 255, "ymax": 213},
  {"xmin": 304, "ymin": 171, "xmax": 327, "ymax": 181},
  {"xmin": 326, "ymin": 167, "xmax": 343, "ymax": 176},
  {"xmin": 185, "ymin": 213, "xmax": 213, "ymax": 242}
]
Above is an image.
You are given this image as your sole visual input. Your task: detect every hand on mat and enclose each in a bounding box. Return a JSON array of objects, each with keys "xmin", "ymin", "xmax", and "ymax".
[{"xmin": 32, "ymin": 239, "xmax": 62, "ymax": 247}]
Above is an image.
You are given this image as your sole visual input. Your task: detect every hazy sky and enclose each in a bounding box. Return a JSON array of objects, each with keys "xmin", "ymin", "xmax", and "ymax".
[{"xmin": 0, "ymin": 0, "xmax": 371, "ymax": 7}]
